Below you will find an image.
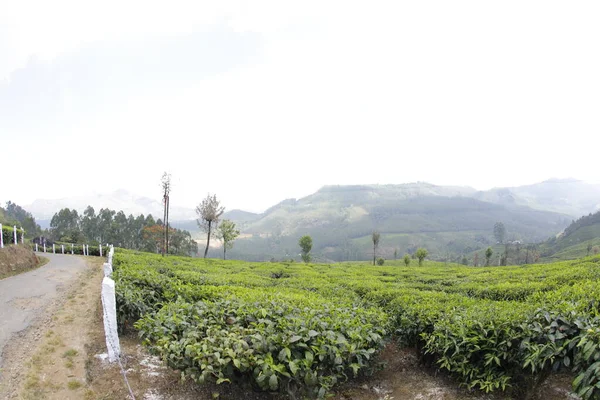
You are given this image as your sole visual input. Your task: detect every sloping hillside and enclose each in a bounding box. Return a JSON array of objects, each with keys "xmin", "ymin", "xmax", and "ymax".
[
  {"xmin": 220, "ymin": 183, "xmax": 571, "ymax": 261},
  {"xmin": 541, "ymin": 211, "xmax": 600, "ymax": 261},
  {"xmin": 474, "ymin": 178, "xmax": 600, "ymax": 217}
]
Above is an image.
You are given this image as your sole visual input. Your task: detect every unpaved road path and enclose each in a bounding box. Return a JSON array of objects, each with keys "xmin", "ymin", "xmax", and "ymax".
[{"xmin": 0, "ymin": 253, "xmax": 87, "ymax": 371}]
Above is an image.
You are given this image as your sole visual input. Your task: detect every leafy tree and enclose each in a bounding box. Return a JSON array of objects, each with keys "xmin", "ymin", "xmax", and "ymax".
[
  {"xmin": 215, "ymin": 219, "xmax": 240, "ymax": 260},
  {"xmin": 461, "ymin": 255, "xmax": 469, "ymax": 265},
  {"xmin": 403, "ymin": 254, "xmax": 411, "ymax": 267},
  {"xmin": 299, "ymin": 235, "xmax": 312, "ymax": 263},
  {"xmin": 372, "ymin": 231, "xmax": 381, "ymax": 266},
  {"xmin": 50, "ymin": 208, "xmax": 82, "ymax": 242},
  {"xmin": 485, "ymin": 247, "xmax": 493, "ymax": 266},
  {"xmin": 493, "ymin": 222, "xmax": 506, "ymax": 244},
  {"xmin": 196, "ymin": 194, "xmax": 225, "ymax": 258},
  {"xmin": 587, "ymin": 243, "xmax": 593, "ymax": 257},
  {"xmin": 474, "ymin": 253, "xmax": 480, "ymax": 267},
  {"xmin": 81, "ymin": 206, "xmax": 98, "ymax": 242},
  {"xmin": 4, "ymin": 201, "xmax": 41, "ymax": 237},
  {"xmin": 415, "ymin": 248, "xmax": 428, "ymax": 266},
  {"xmin": 161, "ymin": 172, "xmax": 171, "ymax": 256},
  {"xmin": 376, "ymin": 257, "xmax": 385, "ymax": 266}
]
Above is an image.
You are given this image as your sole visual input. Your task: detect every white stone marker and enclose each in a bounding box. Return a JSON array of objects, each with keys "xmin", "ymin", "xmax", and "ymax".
[
  {"xmin": 43, "ymin": 243, "xmax": 46, "ymax": 252},
  {"xmin": 21, "ymin": 229, "xmax": 24, "ymax": 244},
  {"xmin": 35, "ymin": 243, "xmax": 38, "ymax": 252},
  {"xmin": 62, "ymin": 245, "xmax": 65, "ymax": 254},
  {"xmin": 0, "ymin": 223, "xmax": 3, "ymax": 248},
  {"xmin": 53, "ymin": 244, "xmax": 56, "ymax": 254},
  {"xmin": 13, "ymin": 226, "xmax": 17, "ymax": 244},
  {"xmin": 99, "ymin": 244, "xmax": 103, "ymax": 257},
  {"xmin": 101, "ymin": 277, "xmax": 121, "ymax": 362},
  {"xmin": 71, "ymin": 243, "xmax": 74, "ymax": 254},
  {"xmin": 103, "ymin": 262, "xmax": 113, "ymax": 277}
]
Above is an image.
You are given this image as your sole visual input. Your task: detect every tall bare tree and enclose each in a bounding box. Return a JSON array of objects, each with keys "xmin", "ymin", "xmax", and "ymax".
[
  {"xmin": 372, "ymin": 231, "xmax": 380, "ymax": 265},
  {"xmin": 196, "ymin": 194, "xmax": 225, "ymax": 258},
  {"xmin": 161, "ymin": 172, "xmax": 171, "ymax": 256}
]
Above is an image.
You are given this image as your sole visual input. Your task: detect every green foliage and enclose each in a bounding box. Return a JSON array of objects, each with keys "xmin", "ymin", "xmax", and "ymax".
[
  {"xmin": 415, "ymin": 248, "xmax": 428, "ymax": 266},
  {"xmin": 215, "ymin": 220, "xmax": 240, "ymax": 260},
  {"xmin": 485, "ymin": 247, "xmax": 493, "ymax": 266},
  {"xmin": 299, "ymin": 235, "xmax": 312, "ymax": 263},
  {"xmin": 403, "ymin": 254, "xmax": 410, "ymax": 267},
  {"xmin": 114, "ymin": 251, "xmax": 387, "ymax": 398},
  {"xmin": 1, "ymin": 225, "xmax": 25, "ymax": 245},
  {"xmin": 376, "ymin": 257, "xmax": 384, "ymax": 266},
  {"xmin": 112, "ymin": 249, "xmax": 600, "ymax": 398},
  {"xmin": 493, "ymin": 222, "xmax": 506, "ymax": 244}
]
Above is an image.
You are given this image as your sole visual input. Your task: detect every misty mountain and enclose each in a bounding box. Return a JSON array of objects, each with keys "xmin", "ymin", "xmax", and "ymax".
[
  {"xmin": 473, "ymin": 178, "xmax": 600, "ymax": 217},
  {"xmin": 216, "ymin": 182, "xmax": 573, "ymax": 262},
  {"xmin": 26, "ymin": 189, "xmax": 196, "ymax": 223}
]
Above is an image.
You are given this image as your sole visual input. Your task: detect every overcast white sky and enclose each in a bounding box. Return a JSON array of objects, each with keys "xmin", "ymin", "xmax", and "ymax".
[{"xmin": 1, "ymin": 0, "xmax": 599, "ymax": 212}]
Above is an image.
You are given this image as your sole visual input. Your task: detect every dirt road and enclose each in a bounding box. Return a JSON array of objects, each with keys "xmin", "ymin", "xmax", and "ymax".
[{"xmin": 0, "ymin": 253, "xmax": 88, "ymax": 372}]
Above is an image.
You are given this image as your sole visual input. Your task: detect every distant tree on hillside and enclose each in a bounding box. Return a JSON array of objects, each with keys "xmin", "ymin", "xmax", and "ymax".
[
  {"xmin": 473, "ymin": 253, "xmax": 480, "ymax": 267},
  {"xmin": 4, "ymin": 201, "xmax": 41, "ymax": 237},
  {"xmin": 372, "ymin": 232, "xmax": 381, "ymax": 266},
  {"xmin": 461, "ymin": 255, "xmax": 469, "ymax": 265},
  {"xmin": 403, "ymin": 254, "xmax": 411, "ymax": 267},
  {"xmin": 215, "ymin": 219, "xmax": 240, "ymax": 260},
  {"xmin": 415, "ymin": 248, "xmax": 428, "ymax": 266},
  {"xmin": 493, "ymin": 222, "xmax": 506, "ymax": 244},
  {"xmin": 394, "ymin": 248, "xmax": 398, "ymax": 260},
  {"xmin": 299, "ymin": 235, "xmax": 312, "ymax": 263},
  {"xmin": 161, "ymin": 172, "xmax": 172, "ymax": 256},
  {"xmin": 485, "ymin": 247, "xmax": 493, "ymax": 266},
  {"xmin": 196, "ymin": 194, "xmax": 225, "ymax": 258},
  {"xmin": 587, "ymin": 243, "xmax": 593, "ymax": 257}
]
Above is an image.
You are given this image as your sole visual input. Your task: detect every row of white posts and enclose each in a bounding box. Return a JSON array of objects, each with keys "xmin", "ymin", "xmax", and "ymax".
[
  {"xmin": 102, "ymin": 246, "xmax": 121, "ymax": 362},
  {"xmin": 0, "ymin": 223, "xmax": 25, "ymax": 249},
  {"xmin": 33, "ymin": 242, "xmax": 102, "ymax": 257}
]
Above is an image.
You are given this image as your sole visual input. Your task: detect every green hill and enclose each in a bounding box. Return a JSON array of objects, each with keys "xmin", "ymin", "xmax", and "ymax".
[
  {"xmin": 540, "ymin": 211, "xmax": 600, "ymax": 261},
  {"xmin": 217, "ymin": 183, "xmax": 571, "ymax": 262}
]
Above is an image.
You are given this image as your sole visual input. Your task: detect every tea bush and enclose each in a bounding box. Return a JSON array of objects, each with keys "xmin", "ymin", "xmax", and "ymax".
[{"xmin": 113, "ymin": 250, "xmax": 600, "ymax": 398}]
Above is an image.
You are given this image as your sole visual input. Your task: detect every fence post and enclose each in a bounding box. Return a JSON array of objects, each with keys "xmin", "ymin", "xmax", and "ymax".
[
  {"xmin": 13, "ymin": 225, "xmax": 17, "ymax": 245},
  {"xmin": 43, "ymin": 243, "xmax": 46, "ymax": 252},
  {"xmin": 71, "ymin": 243, "xmax": 74, "ymax": 255},
  {"xmin": 102, "ymin": 276, "xmax": 121, "ymax": 362},
  {"xmin": 62, "ymin": 244, "xmax": 65, "ymax": 254},
  {"xmin": 0, "ymin": 223, "xmax": 3, "ymax": 248},
  {"xmin": 35, "ymin": 243, "xmax": 38, "ymax": 252},
  {"xmin": 100, "ymin": 244, "xmax": 103, "ymax": 257},
  {"xmin": 21, "ymin": 229, "xmax": 24, "ymax": 244},
  {"xmin": 53, "ymin": 244, "xmax": 55, "ymax": 254}
]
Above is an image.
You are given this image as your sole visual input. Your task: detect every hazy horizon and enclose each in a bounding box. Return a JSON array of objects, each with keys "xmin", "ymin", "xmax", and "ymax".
[{"xmin": 2, "ymin": 1, "xmax": 599, "ymax": 213}]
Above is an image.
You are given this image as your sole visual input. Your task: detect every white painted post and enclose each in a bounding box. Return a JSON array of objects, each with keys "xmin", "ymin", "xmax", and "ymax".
[
  {"xmin": 35, "ymin": 243, "xmax": 38, "ymax": 252},
  {"xmin": 99, "ymin": 244, "xmax": 102, "ymax": 258},
  {"xmin": 61, "ymin": 245, "xmax": 65, "ymax": 254},
  {"xmin": 0, "ymin": 223, "xmax": 3, "ymax": 248},
  {"xmin": 103, "ymin": 262, "xmax": 113, "ymax": 277},
  {"xmin": 53, "ymin": 244, "xmax": 55, "ymax": 254},
  {"xmin": 71, "ymin": 243, "xmax": 74, "ymax": 255},
  {"xmin": 86, "ymin": 244, "xmax": 89, "ymax": 256},
  {"xmin": 101, "ymin": 277, "xmax": 121, "ymax": 362},
  {"xmin": 43, "ymin": 243, "xmax": 46, "ymax": 252},
  {"xmin": 13, "ymin": 225, "xmax": 17, "ymax": 244},
  {"xmin": 21, "ymin": 229, "xmax": 24, "ymax": 244}
]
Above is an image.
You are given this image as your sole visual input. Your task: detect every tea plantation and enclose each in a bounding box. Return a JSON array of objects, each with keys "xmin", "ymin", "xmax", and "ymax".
[{"xmin": 113, "ymin": 250, "xmax": 600, "ymax": 399}]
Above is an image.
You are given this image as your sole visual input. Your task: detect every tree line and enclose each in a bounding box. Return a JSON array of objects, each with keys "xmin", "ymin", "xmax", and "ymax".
[{"xmin": 48, "ymin": 206, "xmax": 198, "ymax": 256}]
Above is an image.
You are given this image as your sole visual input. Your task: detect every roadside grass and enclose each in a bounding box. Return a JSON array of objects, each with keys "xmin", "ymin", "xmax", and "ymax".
[{"xmin": 0, "ymin": 255, "xmax": 49, "ymax": 280}]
